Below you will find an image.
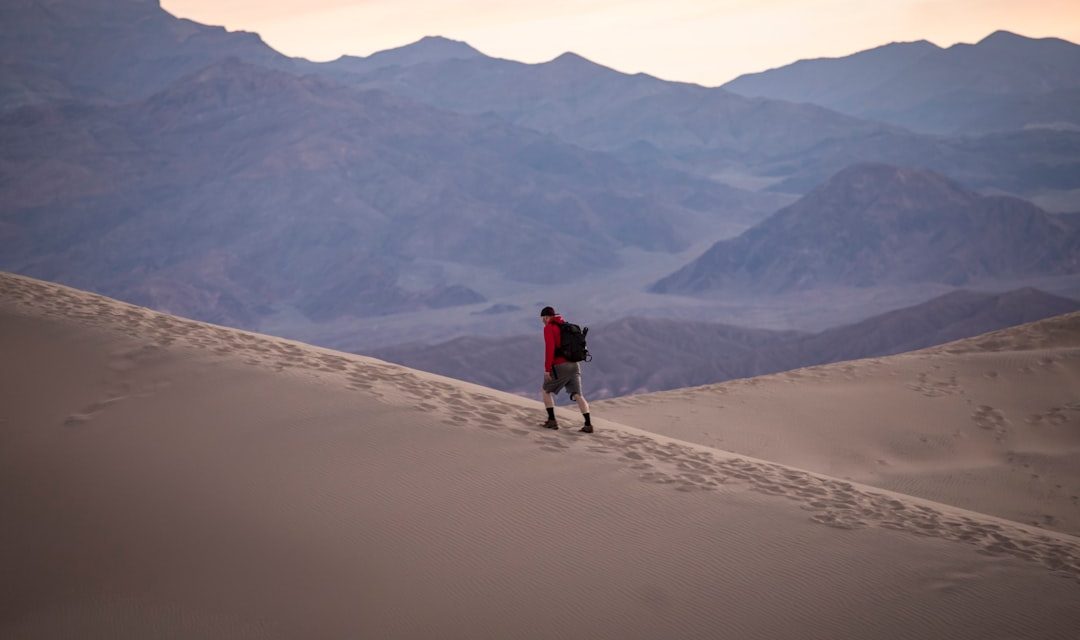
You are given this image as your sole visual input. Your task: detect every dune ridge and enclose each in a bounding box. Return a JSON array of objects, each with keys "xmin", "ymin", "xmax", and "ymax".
[
  {"xmin": 927, "ymin": 310, "xmax": 1080, "ymax": 353},
  {"xmin": 600, "ymin": 310, "xmax": 1080, "ymax": 538},
  {"xmin": 3, "ymin": 270, "xmax": 1080, "ymax": 638},
  {"xmin": 4, "ymin": 271, "xmax": 1079, "ymax": 574}
]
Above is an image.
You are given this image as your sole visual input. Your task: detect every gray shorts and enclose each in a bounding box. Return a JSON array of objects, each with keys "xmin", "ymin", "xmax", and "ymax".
[{"xmin": 543, "ymin": 361, "xmax": 582, "ymax": 399}]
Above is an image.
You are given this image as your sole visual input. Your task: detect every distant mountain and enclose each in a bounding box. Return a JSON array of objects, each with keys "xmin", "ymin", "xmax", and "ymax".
[
  {"xmin": 0, "ymin": 59, "xmax": 773, "ymax": 326},
  {"xmin": 5, "ymin": 0, "xmax": 1080, "ymax": 342},
  {"xmin": 724, "ymin": 31, "xmax": 1080, "ymax": 134},
  {"xmin": 749, "ymin": 124, "xmax": 1080, "ymax": 196},
  {"xmin": 4, "ymin": 2, "xmax": 1078, "ymax": 197},
  {"xmin": 725, "ymin": 40, "xmax": 940, "ymax": 107},
  {"xmin": 878, "ymin": 87, "xmax": 1080, "ymax": 135},
  {"xmin": 0, "ymin": 0, "xmax": 291, "ymax": 110},
  {"xmin": 371, "ymin": 288, "xmax": 1080, "ymax": 399},
  {"xmin": 472, "ymin": 303, "xmax": 522, "ymax": 316},
  {"xmin": 325, "ymin": 36, "xmax": 483, "ymax": 75},
  {"xmin": 651, "ymin": 163, "xmax": 1080, "ymax": 295},
  {"xmin": 761, "ymin": 287, "xmax": 1080, "ymax": 366},
  {"xmin": 327, "ymin": 46, "xmax": 906, "ymax": 175},
  {"xmin": 319, "ymin": 36, "xmax": 1080, "ymax": 197}
]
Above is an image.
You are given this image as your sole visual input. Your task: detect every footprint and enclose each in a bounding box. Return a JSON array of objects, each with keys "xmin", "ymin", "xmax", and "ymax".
[
  {"xmin": 972, "ymin": 405, "xmax": 1008, "ymax": 439},
  {"xmin": 64, "ymin": 413, "xmax": 93, "ymax": 426}
]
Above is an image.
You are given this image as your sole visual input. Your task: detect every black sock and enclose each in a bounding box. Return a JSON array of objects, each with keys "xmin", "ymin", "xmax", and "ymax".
[
  {"xmin": 546, "ymin": 407, "xmax": 555, "ymax": 420},
  {"xmin": 583, "ymin": 412, "xmax": 591, "ymax": 426}
]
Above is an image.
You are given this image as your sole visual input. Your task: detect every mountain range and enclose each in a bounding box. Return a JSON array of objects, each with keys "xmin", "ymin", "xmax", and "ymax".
[
  {"xmin": 323, "ymin": 35, "xmax": 1080, "ymax": 197},
  {"xmin": 2, "ymin": 58, "xmax": 775, "ymax": 325},
  {"xmin": 724, "ymin": 30, "xmax": 1080, "ymax": 135},
  {"xmin": 652, "ymin": 163, "xmax": 1080, "ymax": 295},
  {"xmin": 4, "ymin": 2, "xmax": 1079, "ymax": 198},
  {"xmin": 371, "ymin": 287, "xmax": 1080, "ymax": 399},
  {"xmin": 3, "ymin": 0, "xmax": 1080, "ymax": 342}
]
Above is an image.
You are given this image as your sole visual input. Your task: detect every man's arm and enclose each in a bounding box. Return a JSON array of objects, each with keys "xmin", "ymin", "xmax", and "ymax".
[{"xmin": 544, "ymin": 324, "xmax": 556, "ymax": 374}]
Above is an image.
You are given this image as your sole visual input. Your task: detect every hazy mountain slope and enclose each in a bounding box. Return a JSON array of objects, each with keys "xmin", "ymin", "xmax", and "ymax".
[
  {"xmin": 6, "ymin": 3, "xmax": 1078, "ymax": 196},
  {"xmin": 763, "ymin": 288, "xmax": 1080, "ymax": 366},
  {"xmin": 760, "ymin": 127, "xmax": 1080, "ymax": 195},
  {"xmin": 0, "ymin": 59, "xmax": 776, "ymax": 326},
  {"xmin": 0, "ymin": 0, "xmax": 292, "ymax": 110},
  {"xmin": 868, "ymin": 31, "xmax": 1080, "ymax": 113},
  {"xmin": 336, "ymin": 50, "xmax": 912, "ymax": 174},
  {"xmin": 5, "ymin": 0, "xmax": 1080, "ymax": 350},
  {"xmin": 724, "ymin": 40, "xmax": 940, "ymax": 107},
  {"xmin": 725, "ymin": 31, "xmax": 1080, "ymax": 134},
  {"xmin": 881, "ymin": 87, "xmax": 1080, "ymax": 135},
  {"xmin": 653, "ymin": 164, "xmax": 1080, "ymax": 295},
  {"xmin": 333, "ymin": 38, "xmax": 1080, "ymax": 196}
]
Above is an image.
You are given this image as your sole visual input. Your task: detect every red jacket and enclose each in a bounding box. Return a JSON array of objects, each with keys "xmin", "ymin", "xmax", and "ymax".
[{"xmin": 544, "ymin": 315, "xmax": 569, "ymax": 372}]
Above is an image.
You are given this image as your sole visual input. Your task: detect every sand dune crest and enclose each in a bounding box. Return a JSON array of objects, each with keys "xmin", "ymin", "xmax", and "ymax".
[{"xmin": 3, "ymin": 271, "xmax": 1080, "ymax": 638}]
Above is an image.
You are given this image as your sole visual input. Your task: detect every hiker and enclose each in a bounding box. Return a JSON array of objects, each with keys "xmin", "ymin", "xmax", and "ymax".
[{"xmin": 540, "ymin": 306, "xmax": 593, "ymax": 433}]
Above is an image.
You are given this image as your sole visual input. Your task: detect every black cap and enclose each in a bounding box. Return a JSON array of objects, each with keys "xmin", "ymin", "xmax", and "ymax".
[{"xmin": 540, "ymin": 306, "xmax": 556, "ymax": 317}]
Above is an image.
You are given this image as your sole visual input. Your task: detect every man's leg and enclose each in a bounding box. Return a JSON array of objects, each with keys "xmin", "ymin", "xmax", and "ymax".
[
  {"xmin": 575, "ymin": 393, "xmax": 593, "ymax": 433},
  {"xmin": 568, "ymin": 366, "xmax": 593, "ymax": 433},
  {"xmin": 542, "ymin": 388, "xmax": 558, "ymax": 429}
]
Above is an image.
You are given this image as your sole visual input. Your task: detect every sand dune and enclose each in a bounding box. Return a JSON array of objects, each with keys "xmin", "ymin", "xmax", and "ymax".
[
  {"xmin": 599, "ymin": 311, "xmax": 1080, "ymax": 539},
  {"xmin": 2, "ymin": 271, "xmax": 1079, "ymax": 639}
]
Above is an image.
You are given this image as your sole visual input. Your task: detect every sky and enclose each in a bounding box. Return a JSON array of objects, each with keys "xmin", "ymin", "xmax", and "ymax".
[{"xmin": 161, "ymin": 0, "xmax": 1080, "ymax": 86}]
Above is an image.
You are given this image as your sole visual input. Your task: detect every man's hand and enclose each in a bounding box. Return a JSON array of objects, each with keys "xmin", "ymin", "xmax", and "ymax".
[{"xmin": 544, "ymin": 371, "xmax": 553, "ymax": 381}]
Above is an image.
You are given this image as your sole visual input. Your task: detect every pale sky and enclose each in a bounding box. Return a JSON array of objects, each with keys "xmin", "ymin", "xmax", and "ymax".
[{"xmin": 161, "ymin": 0, "xmax": 1080, "ymax": 86}]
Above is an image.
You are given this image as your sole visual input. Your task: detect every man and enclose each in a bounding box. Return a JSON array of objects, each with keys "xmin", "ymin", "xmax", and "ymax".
[{"xmin": 540, "ymin": 306, "xmax": 593, "ymax": 433}]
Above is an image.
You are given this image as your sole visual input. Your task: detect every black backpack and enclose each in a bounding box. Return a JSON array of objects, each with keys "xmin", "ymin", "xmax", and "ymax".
[{"xmin": 557, "ymin": 322, "xmax": 591, "ymax": 363}]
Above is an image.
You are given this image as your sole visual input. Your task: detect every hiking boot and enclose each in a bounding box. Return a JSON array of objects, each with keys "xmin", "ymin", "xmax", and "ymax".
[
  {"xmin": 543, "ymin": 419, "xmax": 559, "ymax": 430},
  {"xmin": 579, "ymin": 425, "xmax": 593, "ymax": 434}
]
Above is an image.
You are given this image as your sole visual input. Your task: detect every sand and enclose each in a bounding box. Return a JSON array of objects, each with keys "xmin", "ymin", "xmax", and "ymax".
[
  {"xmin": 2, "ymin": 271, "xmax": 1080, "ymax": 639},
  {"xmin": 599, "ymin": 312, "xmax": 1080, "ymax": 538}
]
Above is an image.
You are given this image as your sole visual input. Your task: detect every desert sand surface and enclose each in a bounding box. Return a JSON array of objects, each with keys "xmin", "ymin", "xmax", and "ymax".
[
  {"xmin": 599, "ymin": 312, "xmax": 1080, "ymax": 539},
  {"xmin": 2, "ymin": 271, "xmax": 1080, "ymax": 639}
]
